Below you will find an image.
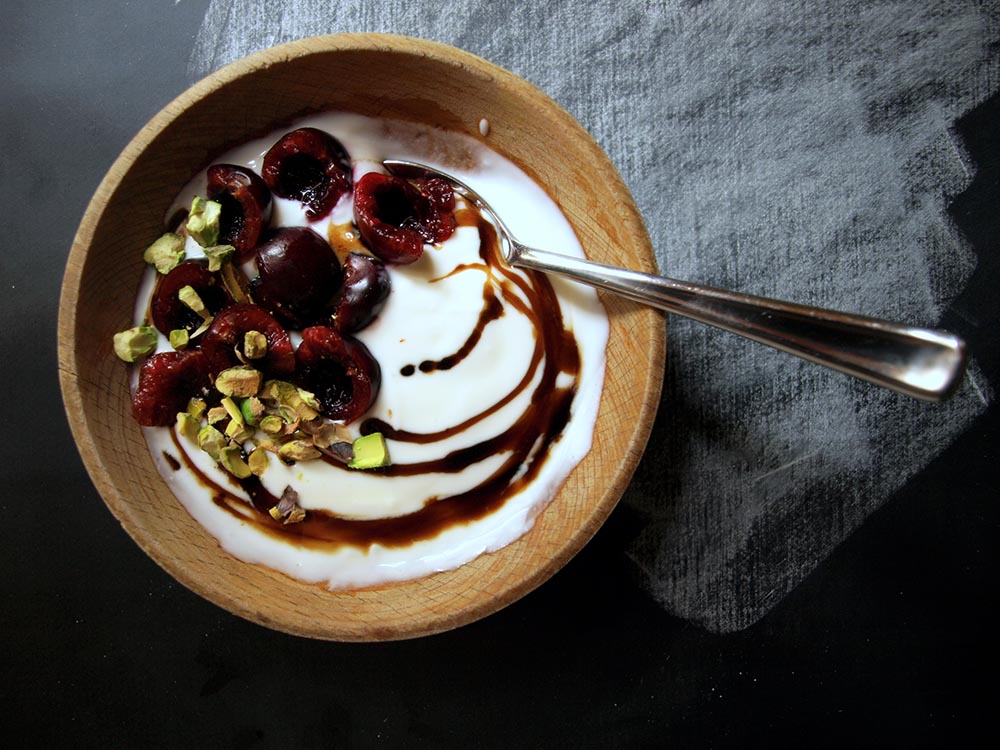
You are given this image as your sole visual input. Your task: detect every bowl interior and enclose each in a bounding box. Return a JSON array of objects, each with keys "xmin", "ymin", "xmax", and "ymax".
[{"xmin": 58, "ymin": 34, "xmax": 665, "ymax": 640}]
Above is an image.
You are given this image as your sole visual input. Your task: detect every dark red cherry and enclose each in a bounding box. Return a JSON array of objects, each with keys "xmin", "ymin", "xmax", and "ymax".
[
  {"xmin": 131, "ymin": 350, "xmax": 211, "ymax": 427},
  {"xmin": 206, "ymin": 164, "xmax": 272, "ymax": 262},
  {"xmin": 353, "ymin": 173, "xmax": 456, "ymax": 264},
  {"xmin": 261, "ymin": 128, "xmax": 352, "ymax": 219},
  {"xmin": 332, "ymin": 253, "xmax": 391, "ymax": 333},
  {"xmin": 295, "ymin": 326, "xmax": 380, "ymax": 424},
  {"xmin": 251, "ymin": 227, "xmax": 342, "ymax": 328},
  {"xmin": 200, "ymin": 303, "xmax": 295, "ymax": 376},
  {"xmin": 150, "ymin": 260, "xmax": 231, "ymax": 335}
]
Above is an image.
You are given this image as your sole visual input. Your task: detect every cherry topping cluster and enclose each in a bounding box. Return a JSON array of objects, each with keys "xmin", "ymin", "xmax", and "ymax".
[{"xmin": 127, "ymin": 127, "xmax": 458, "ymax": 437}]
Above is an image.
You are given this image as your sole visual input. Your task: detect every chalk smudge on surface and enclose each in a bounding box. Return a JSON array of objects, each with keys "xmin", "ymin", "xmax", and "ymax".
[{"xmin": 188, "ymin": 0, "xmax": 998, "ymax": 632}]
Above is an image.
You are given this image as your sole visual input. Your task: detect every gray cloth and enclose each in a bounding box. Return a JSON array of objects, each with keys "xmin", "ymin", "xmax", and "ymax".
[{"xmin": 189, "ymin": 0, "xmax": 996, "ymax": 632}]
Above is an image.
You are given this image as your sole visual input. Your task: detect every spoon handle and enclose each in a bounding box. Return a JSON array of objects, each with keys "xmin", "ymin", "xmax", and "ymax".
[{"xmin": 512, "ymin": 244, "xmax": 966, "ymax": 401}]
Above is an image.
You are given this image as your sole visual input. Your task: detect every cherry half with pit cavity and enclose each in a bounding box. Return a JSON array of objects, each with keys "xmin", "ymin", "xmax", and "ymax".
[
  {"xmin": 200, "ymin": 303, "xmax": 296, "ymax": 376},
  {"xmin": 295, "ymin": 326, "xmax": 381, "ymax": 424},
  {"xmin": 131, "ymin": 350, "xmax": 211, "ymax": 427},
  {"xmin": 353, "ymin": 172, "xmax": 457, "ymax": 264},
  {"xmin": 206, "ymin": 164, "xmax": 272, "ymax": 262},
  {"xmin": 262, "ymin": 128, "xmax": 352, "ymax": 220},
  {"xmin": 151, "ymin": 260, "xmax": 232, "ymax": 336}
]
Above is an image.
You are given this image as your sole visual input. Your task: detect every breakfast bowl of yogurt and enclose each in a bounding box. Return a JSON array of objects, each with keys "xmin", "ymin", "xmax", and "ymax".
[{"xmin": 58, "ymin": 34, "xmax": 665, "ymax": 640}]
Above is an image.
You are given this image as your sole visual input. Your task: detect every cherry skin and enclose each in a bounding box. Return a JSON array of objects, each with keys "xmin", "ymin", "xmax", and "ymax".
[
  {"xmin": 151, "ymin": 260, "xmax": 231, "ymax": 336},
  {"xmin": 131, "ymin": 350, "xmax": 211, "ymax": 427},
  {"xmin": 331, "ymin": 253, "xmax": 391, "ymax": 333},
  {"xmin": 261, "ymin": 128, "xmax": 352, "ymax": 220},
  {"xmin": 206, "ymin": 164, "xmax": 272, "ymax": 262},
  {"xmin": 251, "ymin": 227, "xmax": 342, "ymax": 328},
  {"xmin": 353, "ymin": 173, "xmax": 456, "ymax": 264},
  {"xmin": 295, "ymin": 326, "xmax": 381, "ymax": 424},
  {"xmin": 200, "ymin": 303, "xmax": 296, "ymax": 376}
]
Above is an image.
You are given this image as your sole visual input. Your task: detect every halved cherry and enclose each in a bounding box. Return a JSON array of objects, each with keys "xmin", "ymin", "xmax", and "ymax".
[
  {"xmin": 331, "ymin": 253, "xmax": 391, "ymax": 333},
  {"xmin": 295, "ymin": 326, "xmax": 380, "ymax": 424},
  {"xmin": 150, "ymin": 260, "xmax": 231, "ymax": 335},
  {"xmin": 200, "ymin": 303, "xmax": 295, "ymax": 376},
  {"xmin": 206, "ymin": 164, "xmax": 272, "ymax": 262},
  {"xmin": 132, "ymin": 350, "xmax": 211, "ymax": 427},
  {"xmin": 353, "ymin": 173, "xmax": 456, "ymax": 264},
  {"xmin": 261, "ymin": 128, "xmax": 352, "ymax": 220},
  {"xmin": 251, "ymin": 227, "xmax": 342, "ymax": 328}
]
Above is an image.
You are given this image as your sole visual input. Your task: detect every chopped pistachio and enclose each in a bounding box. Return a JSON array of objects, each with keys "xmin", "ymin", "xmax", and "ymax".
[
  {"xmin": 218, "ymin": 445, "xmax": 251, "ymax": 479},
  {"xmin": 176, "ymin": 412, "xmax": 201, "ymax": 443},
  {"xmin": 206, "ymin": 406, "xmax": 228, "ymax": 425},
  {"xmin": 197, "ymin": 425, "xmax": 226, "ymax": 461},
  {"xmin": 186, "ymin": 196, "xmax": 222, "ymax": 247},
  {"xmin": 296, "ymin": 388, "xmax": 321, "ymax": 412},
  {"xmin": 186, "ymin": 398, "xmax": 207, "ymax": 420},
  {"xmin": 278, "ymin": 440, "xmax": 322, "ymax": 462},
  {"xmin": 203, "ymin": 244, "xmax": 235, "ymax": 272},
  {"xmin": 322, "ymin": 441, "xmax": 354, "ymax": 465},
  {"xmin": 308, "ymin": 421, "xmax": 352, "ymax": 449},
  {"xmin": 215, "ymin": 366, "xmax": 262, "ymax": 398},
  {"xmin": 178, "ymin": 285, "xmax": 209, "ymax": 319},
  {"xmin": 225, "ymin": 419, "xmax": 252, "ymax": 442},
  {"xmin": 220, "ymin": 262, "xmax": 250, "ymax": 303},
  {"xmin": 259, "ymin": 415, "xmax": 284, "ymax": 435},
  {"xmin": 189, "ymin": 316, "xmax": 213, "ymax": 339},
  {"xmin": 247, "ymin": 447, "xmax": 269, "ymax": 476},
  {"xmin": 169, "ymin": 328, "xmax": 190, "ymax": 350},
  {"xmin": 348, "ymin": 432, "xmax": 391, "ymax": 470},
  {"xmin": 112, "ymin": 325, "xmax": 157, "ymax": 363},
  {"xmin": 269, "ymin": 486, "xmax": 306, "ymax": 524},
  {"xmin": 142, "ymin": 232, "xmax": 186, "ymax": 274},
  {"xmin": 220, "ymin": 396, "xmax": 244, "ymax": 425},
  {"xmin": 244, "ymin": 330, "xmax": 268, "ymax": 359},
  {"xmin": 260, "ymin": 380, "xmax": 318, "ymax": 422},
  {"xmin": 240, "ymin": 396, "xmax": 264, "ymax": 426}
]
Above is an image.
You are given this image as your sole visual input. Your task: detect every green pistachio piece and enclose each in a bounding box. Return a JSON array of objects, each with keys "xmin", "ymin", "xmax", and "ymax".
[
  {"xmin": 215, "ymin": 366, "xmax": 262, "ymax": 398},
  {"xmin": 203, "ymin": 244, "xmax": 235, "ymax": 272},
  {"xmin": 219, "ymin": 396, "xmax": 244, "ymax": 425},
  {"xmin": 225, "ymin": 419, "xmax": 252, "ymax": 442},
  {"xmin": 176, "ymin": 412, "xmax": 201, "ymax": 443},
  {"xmin": 186, "ymin": 398, "xmax": 207, "ymax": 420},
  {"xmin": 218, "ymin": 445, "xmax": 251, "ymax": 479},
  {"xmin": 244, "ymin": 330, "xmax": 268, "ymax": 360},
  {"xmin": 186, "ymin": 196, "xmax": 222, "ymax": 247},
  {"xmin": 142, "ymin": 233, "xmax": 186, "ymax": 274},
  {"xmin": 169, "ymin": 328, "xmax": 190, "ymax": 350},
  {"xmin": 206, "ymin": 406, "xmax": 228, "ymax": 425},
  {"xmin": 247, "ymin": 447, "xmax": 269, "ymax": 476},
  {"xmin": 259, "ymin": 415, "xmax": 284, "ymax": 435},
  {"xmin": 178, "ymin": 285, "xmax": 209, "ymax": 319},
  {"xmin": 240, "ymin": 396, "xmax": 264, "ymax": 426},
  {"xmin": 278, "ymin": 440, "xmax": 322, "ymax": 462},
  {"xmin": 112, "ymin": 325, "xmax": 157, "ymax": 363},
  {"xmin": 348, "ymin": 432, "xmax": 391, "ymax": 470},
  {"xmin": 197, "ymin": 425, "xmax": 226, "ymax": 461},
  {"xmin": 296, "ymin": 388, "xmax": 321, "ymax": 412}
]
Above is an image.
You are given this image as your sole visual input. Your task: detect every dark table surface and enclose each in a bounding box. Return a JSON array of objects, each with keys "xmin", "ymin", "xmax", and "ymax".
[{"xmin": 3, "ymin": 1, "xmax": 997, "ymax": 747}]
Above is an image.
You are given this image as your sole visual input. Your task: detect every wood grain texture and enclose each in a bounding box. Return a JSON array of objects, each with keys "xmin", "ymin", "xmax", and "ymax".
[{"xmin": 57, "ymin": 34, "xmax": 665, "ymax": 641}]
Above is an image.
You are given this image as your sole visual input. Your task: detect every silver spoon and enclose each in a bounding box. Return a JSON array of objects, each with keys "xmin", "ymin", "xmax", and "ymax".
[{"xmin": 383, "ymin": 159, "xmax": 966, "ymax": 401}]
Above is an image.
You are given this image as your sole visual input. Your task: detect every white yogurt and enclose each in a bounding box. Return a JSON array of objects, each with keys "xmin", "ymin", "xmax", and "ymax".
[{"xmin": 137, "ymin": 113, "xmax": 609, "ymax": 590}]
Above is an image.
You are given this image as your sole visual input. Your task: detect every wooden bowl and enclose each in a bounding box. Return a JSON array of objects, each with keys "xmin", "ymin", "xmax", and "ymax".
[{"xmin": 58, "ymin": 34, "xmax": 665, "ymax": 640}]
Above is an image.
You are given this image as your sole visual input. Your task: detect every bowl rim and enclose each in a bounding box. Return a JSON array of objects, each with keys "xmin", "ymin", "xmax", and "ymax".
[{"xmin": 58, "ymin": 32, "xmax": 666, "ymax": 640}]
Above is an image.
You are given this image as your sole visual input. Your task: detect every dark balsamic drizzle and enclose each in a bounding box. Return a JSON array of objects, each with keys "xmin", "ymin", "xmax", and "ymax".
[{"xmin": 171, "ymin": 206, "xmax": 582, "ymax": 552}]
